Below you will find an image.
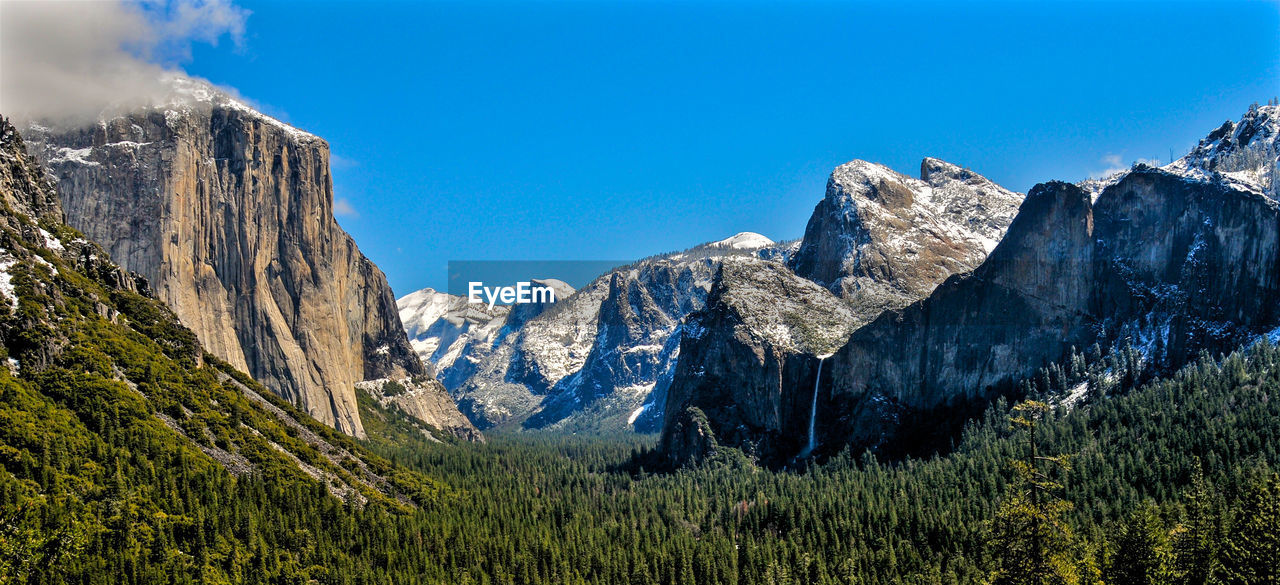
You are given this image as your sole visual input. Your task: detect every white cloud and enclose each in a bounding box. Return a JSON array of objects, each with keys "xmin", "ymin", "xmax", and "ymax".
[
  {"xmin": 334, "ymin": 198, "xmax": 359, "ymax": 218},
  {"xmin": 1092, "ymin": 153, "xmax": 1129, "ymax": 179},
  {"xmin": 330, "ymin": 153, "xmax": 360, "ymax": 170},
  {"xmin": 0, "ymin": 0, "xmax": 249, "ymax": 125}
]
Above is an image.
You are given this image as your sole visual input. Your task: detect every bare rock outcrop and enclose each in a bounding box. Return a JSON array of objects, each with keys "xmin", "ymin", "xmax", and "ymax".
[
  {"xmin": 789, "ymin": 158, "xmax": 1023, "ymax": 320},
  {"xmin": 24, "ymin": 78, "xmax": 474, "ymax": 439}
]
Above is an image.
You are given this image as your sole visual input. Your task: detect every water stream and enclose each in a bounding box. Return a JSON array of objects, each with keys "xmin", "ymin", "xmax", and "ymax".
[{"xmin": 802, "ymin": 354, "xmax": 831, "ymax": 458}]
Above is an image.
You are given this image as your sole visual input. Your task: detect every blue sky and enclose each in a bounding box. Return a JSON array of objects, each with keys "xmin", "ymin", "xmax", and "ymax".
[{"xmin": 182, "ymin": 0, "xmax": 1280, "ymax": 296}]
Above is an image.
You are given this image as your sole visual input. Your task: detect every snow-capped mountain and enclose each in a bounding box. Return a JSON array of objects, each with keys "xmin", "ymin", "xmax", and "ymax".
[
  {"xmin": 707, "ymin": 231, "xmax": 775, "ymax": 250},
  {"xmin": 789, "ymin": 157, "xmax": 1024, "ymax": 323},
  {"xmin": 428, "ymin": 236, "xmax": 794, "ymax": 432},
  {"xmin": 1079, "ymin": 103, "xmax": 1280, "ymax": 203},
  {"xmin": 663, "ymin": 104, "xmax": 1280, "ymax": 467},
  {"xmin": 398, "ymin": 288, "xmax": 509, "ymax": 381},
  {"xmin": 397, "ymin": 278, "xmax": 573, "ymax": 389},
  {"xmin": 1165, "ymin": 103, "xmax": 1278, "ymax": 200}
]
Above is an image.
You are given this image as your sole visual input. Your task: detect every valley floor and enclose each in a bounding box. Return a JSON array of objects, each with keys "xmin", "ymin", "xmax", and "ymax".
[{"xmin": 5, "ymin": 332, "xmax": 1278, "ymax": 584}]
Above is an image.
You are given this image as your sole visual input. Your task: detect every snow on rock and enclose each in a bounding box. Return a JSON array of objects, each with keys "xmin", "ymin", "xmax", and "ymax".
[
  {"xmin": 790, "ymin": 156, "xmax": 1024, "ymax": 323},
  {"xmin": 397, "ymin": 287, "xmax": 511, "ymax": 375},
  {"xmin": 37, "ymin": 228, "xmax": 64, "ymax": 252},
  {"xmin": 708, "ymin": 232, "xmax": 775, "ymax": 250},
  {"xmin": 627, "ymin": 403, "xmax": 651, "ymax": 426},
  {"xmin": 160, "ymin": 74, "xmax": 323, "ymax": 142},
  {"xmin": 447, "ymin": 238, "xmax": 765, "ymax": 431},
  {"xmin": 1164, "ymin": 104, "xmax": 1279, "ymax": 201},
  {"xmin": 47, "ymin": 146, "xmax": 99, "ymax": 166},
  {"xmin": 0, "ymin": 249, "xmax": 18, "ymax": 310}
]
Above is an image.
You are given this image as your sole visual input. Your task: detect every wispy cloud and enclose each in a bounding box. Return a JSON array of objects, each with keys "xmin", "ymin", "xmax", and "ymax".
[
  {"xmin": 334, "ymin": 198, "xmax": 359, "ymax": 218},
  {"xmin": 1091, "ymin": 153, "xmax": 1129, "ymax": 179},
  {"xmin": 330, "ymin": 153, "xmax": 360, "ymax": 170},
  {"xmin": 0, "ymin": 0, "xmax": 249, "ymax": 125}
]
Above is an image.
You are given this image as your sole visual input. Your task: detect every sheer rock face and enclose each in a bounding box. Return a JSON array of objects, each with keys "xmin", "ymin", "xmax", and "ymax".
[
  {"xmin": 659, "ymin": 257, "xmax": 856, "ymax": 466},
  {"xmin": 22, "ymin": 82, "xmax": 471, "ymax": 439},
  {"xmin": 443, "ymin": 238, "xmax": 778, "ymax": 433},
  {"xmin": 822, "ymin": 169, "xmax": 1279, "ymax": 455},
  {"xmin": 660, "ymin": 107, "xmax": 1280, "ymax": 465},
  {"xmin": 659, "ymin": 158, "xmax": 1021, "ymax": 464},
  {"xmin": 788, "ymin": 158, "xmax": 1023, "ymax": 321}
]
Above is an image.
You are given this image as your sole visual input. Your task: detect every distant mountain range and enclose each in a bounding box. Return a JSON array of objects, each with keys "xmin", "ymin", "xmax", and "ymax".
[
  {"xmin": 397, "ymin": 233, "xmax": 781, "ymax": 432},
  {"xmin": 19, "ymin": 73, "xmax": 1276, "ymax": 470},
  {"xmin": 663, "ymin": 104, "xmax": 1280, "ymax": 466},
  {"xmin": 394, "ymin": 104, "xmax": 1280, "ymax": 471},
  {"xmin": 401, "ymin": 155, "xmax": 1030, "ymax": 436}
]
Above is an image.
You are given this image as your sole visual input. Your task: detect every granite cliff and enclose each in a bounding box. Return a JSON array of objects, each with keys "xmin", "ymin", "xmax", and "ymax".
[
  {"xmin": 24, "ymin": 77, "xmax": 475, "ymax": 439},
  {"xmin": 661, "ymin": 106, "xmax": 1280, "ymax": 465},
  {"xmin": 661, "ymin": 159, "xmax": 1022, "ymax": 464},
  {"xmin": 789, "ymin": 157, "xmax": 1023, "ymax": 320}
]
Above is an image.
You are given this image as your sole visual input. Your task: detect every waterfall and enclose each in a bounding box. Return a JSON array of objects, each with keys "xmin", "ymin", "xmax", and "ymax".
[{"xmin": 802, "ymin": 354, "xmax": 830, "ymax": 458}]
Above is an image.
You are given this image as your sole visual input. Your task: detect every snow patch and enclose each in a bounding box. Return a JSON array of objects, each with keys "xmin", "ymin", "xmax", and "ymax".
[
  {"xmin": 48, "ymin": 146, "xmax": 98, "ymax": 166},
  {"xmin": 38, "ymin": 228, "xmax": 63, "ymax": 252},
  {"xmin": 709, "ymin": 232, "xmax": 775, "ymax": 250},
  {"xmin": 0, "ymin": 249, "xmax": 18, "ymax": 310},
  {"xmin": 627, "ymin": 403, "xmax": 650, "ymax": 426}
]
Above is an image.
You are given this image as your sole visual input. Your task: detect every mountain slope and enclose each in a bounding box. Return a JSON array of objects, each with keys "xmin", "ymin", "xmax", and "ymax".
[
  {"xmin": 1165, "ymin": 103, "xmax": 1278, "ymax": 200},
  {"xmin": 443, "ymin": 237, "xmax": 776, "ymax": 432},
  {"xmin": 789, "ymin": 157, "xmax": 1023, "ymax": 321},
  {"xmin": 661, "ymin": 106, "xmax": 1280, "ymax": 465},
  {"xmin": 23, "ymin": 76, "xmax": 473, "ymax": 439},
  {"xmin": 0, "ymin": 116, "xmax": 467, "ymax": 582}
]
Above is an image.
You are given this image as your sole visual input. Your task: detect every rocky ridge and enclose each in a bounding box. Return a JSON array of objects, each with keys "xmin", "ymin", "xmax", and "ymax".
[
  {"xmin": 23, "ymin": 76, "xmax": 475, "ymax": 439},
  {"xmin": 662, "ymin": 106, "xmax": 1280, "ymax": 465},
  {"xmin": 789, "ymin": 158, "xmax": 1023, "ymax": 322},
  {"xmin": 431, "ymin": 235, "xmax": 777, "ymax": 432}
]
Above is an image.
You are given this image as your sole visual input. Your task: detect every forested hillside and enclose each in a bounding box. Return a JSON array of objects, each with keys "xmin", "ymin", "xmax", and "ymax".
[
  {"xmin": 351, "ymin": 340, "xmax": 1280, "ymax": 585},
  {"xmin": 0, "ymin": 117, "xmax": 454, "ymax": 584},
  {"xmin": 4, "ymin": 102, "xmax": 1278, "ymax": 583}
]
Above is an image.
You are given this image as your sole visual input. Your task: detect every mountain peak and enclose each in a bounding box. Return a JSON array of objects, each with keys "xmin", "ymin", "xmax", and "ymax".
[
  {"xmin": 1165, "ymin": 103, "xmax": 1278, "ymax": 200},
  {"xmin": 158, "ymin": 74, "xmax": 323, "ymax": 143},
  {"xmin": 708, "ymin": 232, "xmax": 774, "ymax": 250}
]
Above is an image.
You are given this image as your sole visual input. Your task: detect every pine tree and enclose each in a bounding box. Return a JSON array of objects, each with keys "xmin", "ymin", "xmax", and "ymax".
[
  {"xmin": 1220, "ymin": 472, "xmax": 1279, "ymax": 585},
  {"xmin": 1107, "ymin": 500, "xmax": 1172, "ymax": 585},
  {"xmin": 986, "ymin": 401, "xmax": 1082, "ymax": 585},
  {"xmin": 1170, "ymin": 468, "xmax": 1222, "ymax": 585}
]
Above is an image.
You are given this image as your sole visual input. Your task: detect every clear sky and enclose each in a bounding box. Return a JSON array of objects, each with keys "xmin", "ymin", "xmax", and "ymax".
[{"xmin": 179, "ymin": 0, "xmax": 1280, "ymax": 296}]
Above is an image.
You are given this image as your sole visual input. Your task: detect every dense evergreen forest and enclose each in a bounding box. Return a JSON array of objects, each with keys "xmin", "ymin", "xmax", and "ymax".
[{"xmin": 4, "ymin": 311, "xmax": 1278, "ymax": 583}]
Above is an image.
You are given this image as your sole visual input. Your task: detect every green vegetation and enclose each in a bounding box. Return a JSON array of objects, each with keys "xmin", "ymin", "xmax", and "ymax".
[
  {"xmin": 0, "ymin": 201, "xmax": 1276, "ymax": 582},
  {"xmin": 349, "ymin": 342, "xmax": 1279, "ymax": 585}
]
